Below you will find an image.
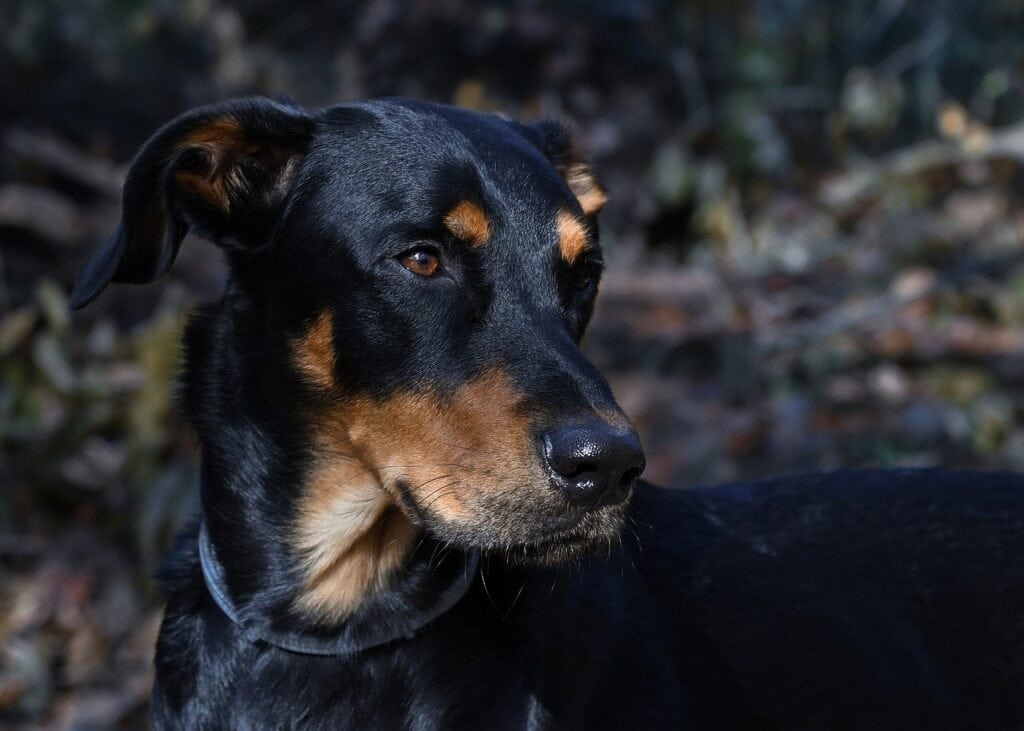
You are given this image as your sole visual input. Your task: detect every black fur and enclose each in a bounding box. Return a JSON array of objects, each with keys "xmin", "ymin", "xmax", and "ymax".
[
  {"xmin": 72, "ymin": 97, "xmax": 1024, "ymax": 729},
  {"xmin": 151, "ymin": 470, "xmax": 1024, "ymax": 729}
]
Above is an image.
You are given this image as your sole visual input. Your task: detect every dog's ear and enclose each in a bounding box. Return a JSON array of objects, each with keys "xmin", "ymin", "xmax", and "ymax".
[
  {"xmin": 528, "ymin": 120, "xmax": 607, "ymax": 217},
  {"xmin": 70, "ymin": 97, "xmax": 316, "ymax": 309}
]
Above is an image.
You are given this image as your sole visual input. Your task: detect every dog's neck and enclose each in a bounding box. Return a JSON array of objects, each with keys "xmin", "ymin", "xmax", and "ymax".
[
  {"xmin": 288, "ymin": 448, "xmax": 419, "ymax": 623},
  {"xmin": 197, "ymin": 471, "xmax": 478, "ymax": 655},
  {"xmin": 183, "ymin": 298, "xmax": 428, "ymax": 629},
  {"xmin": 198, "ymin": 449, "xmax": 423, "ymax": 626}
]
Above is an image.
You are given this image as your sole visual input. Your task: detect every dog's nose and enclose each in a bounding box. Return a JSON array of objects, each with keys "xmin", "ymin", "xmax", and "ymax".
[{"xmin": 542, "ymin": 422, "xmax": 645, "ymax": 508}]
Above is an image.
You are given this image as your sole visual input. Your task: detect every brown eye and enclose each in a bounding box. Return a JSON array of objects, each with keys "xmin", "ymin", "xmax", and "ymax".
[{"xmin": 400, "ymin": 247, "xmax": 440, "ymax": 277}]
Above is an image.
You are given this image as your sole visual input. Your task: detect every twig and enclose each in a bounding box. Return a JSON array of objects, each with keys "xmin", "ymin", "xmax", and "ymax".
[
  {"xmin": 820, "ymin": 118, "xmax": 1024, "ymax": 213},
  {"xmin": 758, "ymin": 249, "xmax": 1024, "ymax": 353}
]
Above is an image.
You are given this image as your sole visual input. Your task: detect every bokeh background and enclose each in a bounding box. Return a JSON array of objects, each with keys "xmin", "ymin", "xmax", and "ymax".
[{"xmin": 5, "ymin": 0, "xmax": 1024, "ymax": 726}]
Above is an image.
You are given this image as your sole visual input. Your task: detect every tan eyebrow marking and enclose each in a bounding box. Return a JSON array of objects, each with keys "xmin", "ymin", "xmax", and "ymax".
[
  {"xmin": 557, "ymin": 210, "xmax": 590, "ymax": 264},
  {"xmin": 444, "ymin": 200, "xmax": 491, "ymax": 247},
  {"xmin": 565, "ymin": 162, "xmax": 607, "ymax": 216},
  {"xmin": 292, "ymin": 309, "xmax": 336, "ymax": 390}
]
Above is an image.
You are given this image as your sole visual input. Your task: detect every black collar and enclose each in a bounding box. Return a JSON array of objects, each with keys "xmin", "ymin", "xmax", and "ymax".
[{"xmin": 198, "ymin": 522, "xmax": 480, "ymax": 656}]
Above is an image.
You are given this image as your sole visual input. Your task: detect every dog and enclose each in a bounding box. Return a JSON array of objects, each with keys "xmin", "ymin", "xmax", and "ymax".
[{"xmin": 70, "ymin": 97, "xmax": 1024, "ymax": 730}]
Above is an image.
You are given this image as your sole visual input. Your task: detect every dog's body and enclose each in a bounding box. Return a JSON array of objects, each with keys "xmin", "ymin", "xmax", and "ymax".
[
  {"xmin": 71, "ymin": 97, "xmax": 1024, "ymax": 729},
  {"xmin": 153, "ymin": 471, "xmax": 1024, "ymax": 730}
]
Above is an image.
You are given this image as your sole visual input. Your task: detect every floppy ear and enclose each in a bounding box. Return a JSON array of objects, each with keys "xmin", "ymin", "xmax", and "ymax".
[
  {"xmin": 70, "ymin": 97, "xmax": 316, "ymax": 309},
  {"xmin": 528, "ymin": 120, "xmax": 607, "ymax": 217}
]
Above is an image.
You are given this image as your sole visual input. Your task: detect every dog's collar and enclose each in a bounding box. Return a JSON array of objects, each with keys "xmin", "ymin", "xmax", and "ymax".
[{"xmin": 198, "ymin": 522, "xmax": 480, "ymax": 656}]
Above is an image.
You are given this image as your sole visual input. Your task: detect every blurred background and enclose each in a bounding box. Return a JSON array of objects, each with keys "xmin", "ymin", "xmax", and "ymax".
[{"xmin": 4, "ymin": 0, "xmax": 1024, "ymax": 726}]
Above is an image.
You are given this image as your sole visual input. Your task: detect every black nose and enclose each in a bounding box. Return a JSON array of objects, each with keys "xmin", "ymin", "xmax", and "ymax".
[{"xmin": 542, "ymin": 422, "xmax": 646, "ymax": 508}]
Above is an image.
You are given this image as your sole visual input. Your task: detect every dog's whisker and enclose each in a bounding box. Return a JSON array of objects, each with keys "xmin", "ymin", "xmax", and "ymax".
[
  {"xmin": 421, "ymin": 486, "xmax": 461, "ymax": 514},
  {"xmin": 410, "ymin": 474, "xmax": 456, "ymax": 497},
  {"xmin": 478, "ymin": 561, "xmax": 498, "ymax": 611},
  {"xmin": 500, "ymin": 583, "xmax": 526, "ymax": 621}
]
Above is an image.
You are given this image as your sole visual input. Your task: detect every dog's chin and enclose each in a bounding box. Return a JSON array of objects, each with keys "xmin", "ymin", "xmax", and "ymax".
[
  {"xmin": 488, "ymin": 503, "xmax": 631, "ymax": 567},
  {"xmin": 503, "ymin": 529, "xmax": 619, "ymax": 566},
  {"xmin": 406, "ymin": 486, "xmax": 633, "ymax": 567}
]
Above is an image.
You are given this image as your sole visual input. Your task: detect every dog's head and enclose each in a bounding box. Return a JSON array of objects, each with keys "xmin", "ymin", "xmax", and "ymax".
[{"xmin": 72, "ymin": 97, "xmax": 644, "ymax": 596}]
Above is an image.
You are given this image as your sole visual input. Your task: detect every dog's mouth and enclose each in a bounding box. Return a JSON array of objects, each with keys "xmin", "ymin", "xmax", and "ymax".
[
  {"xmin": 415, "ymin": 489, "xmax": 634, "ymax": 567},
  {"xmin": 386, "ymin": 437, "xmax": 643, "ymax": 565}
]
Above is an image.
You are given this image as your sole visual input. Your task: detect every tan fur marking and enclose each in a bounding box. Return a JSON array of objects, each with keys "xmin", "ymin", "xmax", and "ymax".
[
  {"xmin": 173, "ymin": 169, "xmax": 230, "ymax": 211},
  {"xmin": 292, "ymin": 369, "xmax": 542, "ymax": 623},
  {"xmin": 292, "ymin": 310, "xmax": 336, "ymax": 390},
  {"xmin": 565, "ymin": 162, "xmax": 607, "ymax": 216},
  {"xmin": 444, "ymin": 200, "xmax": 491, "ymax": 247},
  {"xmin": 300, "ymin": 508, "xmax": 414, "ymax": 617},
  {"xmin": 172, "ymin": 117, "xmax": 246, "ymax": 211},
  {"xmin": 178, "ymin": 117, "xmax": 244, "ymax": 149},
  {"xmin": 557, "ymin": 210, "xmax": 590, "ymax": 264},
  {"xmin": 342, "ymin": 370, "xmax": 536, "ymax": 514},
  {"xmin": 294, "ymin": 450, "xmax": 417, "ymax": 623},
  {"xmin": 398, "ymin": 372, "xmax": 528, "ymax": 496}
]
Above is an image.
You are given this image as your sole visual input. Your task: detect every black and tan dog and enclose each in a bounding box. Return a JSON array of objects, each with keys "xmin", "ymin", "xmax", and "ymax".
[{"xmin": 71, "ymin": 97, "xmax": 1024, "ymax": 730}]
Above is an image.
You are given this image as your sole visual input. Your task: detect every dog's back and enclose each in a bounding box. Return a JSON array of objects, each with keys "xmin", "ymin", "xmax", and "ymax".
[{"xmin": 638, "ymin": 469, "xmax": 1024, "ymax": 729}]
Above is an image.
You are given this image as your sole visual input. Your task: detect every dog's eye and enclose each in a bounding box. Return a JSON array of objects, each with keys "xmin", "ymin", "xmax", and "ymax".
[
  {"xmin": 574, "ymin": 264, "xmax": 597, "ymax": 293},
  {"xmin": 399, "ymin": 247, "xmax": 441, "ymax": 277}
]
